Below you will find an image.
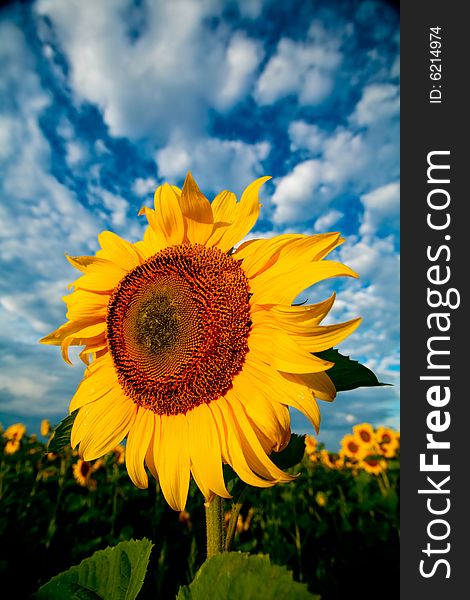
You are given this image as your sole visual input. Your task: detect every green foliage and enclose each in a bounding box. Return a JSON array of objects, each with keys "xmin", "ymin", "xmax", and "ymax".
[
  {"xmin": 177, "ymin": 552, "xmax": 317, "ymax": 599},
  {"xmin": 35, "ymin": 539, "xmax": 153, "ymax": 600},
  {"xmin": 271, "ymin": 434, "xmax": 306, "ymax": 469},
  {"xmin": 47, "ymin": 410, "xmax": 77, "ymax": 453},
  {"xmin": 314, "ymin": 348, "xmax": 388, "ymax": 391},
  {"xmin": 0, "ymin": 430, "xmax": 399, "ymax": 599}
]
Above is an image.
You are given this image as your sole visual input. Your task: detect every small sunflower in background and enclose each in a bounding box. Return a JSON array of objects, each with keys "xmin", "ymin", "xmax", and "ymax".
[
  {"xmin": 40, "ymin": 419, "xmax": 51, "ymax": 438},
  {"xmin": 2, "ymin": 423, "xmax": 26, "ymax": 455},
  {"xmin": 4, "ymin": 440, "xmax": 21, "ymax": 455},
  {"xmin": 72, "ymin": 458, "xmax": 103, "ymax": 490},
  {"xmin": 304, "ymin": 435, "xmax": 318, "ymax": 461},
  {"xmin": 359, "ymin": 455, "xmax": 387, "ymax": 475},
  {"xmin": 3, "ymin": 423, "xmax": 26, "ymax": 442},
  {"xmin": 41, "ymin": 173, "xmax": 360, "ymax": 511},
  {"xmin": 375, "ymin": 426, "xmax": 400, "ymax": 458},
  {"xmin": 340, "ymin": 434, "xmax": 367, "ymax": 461},
  {"xmin": 111, "ymin": 444, "xmax": 126, "ymax": 465},
  {"xmin": 320, "ymin": 449, "xmax": 343, "ymax": 470},
  {"xmin": 352, "ymin": 423, "xmax": 375, "ymax": 446}
]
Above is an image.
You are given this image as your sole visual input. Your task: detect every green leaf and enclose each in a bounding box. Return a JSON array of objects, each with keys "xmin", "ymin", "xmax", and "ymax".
[
  {"xmin": 314, "ymin": 348, "xmax": 389, "ymax": 392},
  {"xmin": 47, "ymin": 410, "xmax": 78, "ymax": 453},
  {"xmin": 35, "ymin": 538, "xmax": 153, "ymax": 600},
  {"xmin": 271, "ymin": 433, "xmax": 306, "ymax": 470},
  {"xmin": 177, "ymin": 552, "xmax": 318, "ymax": 600}
]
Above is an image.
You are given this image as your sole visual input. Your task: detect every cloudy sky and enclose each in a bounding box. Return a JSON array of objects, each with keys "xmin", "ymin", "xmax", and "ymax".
[{"xmin": 0, "ymin": 0, "xmax": 399, "ymax": 449}]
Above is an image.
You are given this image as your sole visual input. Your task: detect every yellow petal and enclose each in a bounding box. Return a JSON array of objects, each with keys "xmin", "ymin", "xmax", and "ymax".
[
  {"xmin": 249, "ymin": 260, "xmax": 359, "ymax": 305},
  {"xmin": 262, "ymin": 294, "xmax": 336, "ymax": 330},
  {"xmin": 292, "ymin": 318, "xmax": 362, "ymax": 352},
  {"xmin": 236, "ymin": 232, "xmax": 343, "ymax": 281},
  {"xmin": 97, "ymin": 231, "xmax": 142, "ymax": 271},
  {"xmin": 225, "ymin": 393, "xmax": 294, "ymax": 482},
  {"xmin": 61, "ymin": 322, "xmax": 107, "ymax": 364},
  {"xmin": 179, "ymin": 172, "xmax": 214, "ymax": 244},
  {"xmin": 134, "ymin": 223, "xmax": 167, "ymax": 258},
  {"xmin": 69, "ymin": 355, "xmax": 118, "ymax": 412},
  {"xmin": 209, "ymin": 400, "xmax": 274, "ymax": 488},
  {"xmin": 126, "ymin": 407, "xmax": 155, "ymax": 489},
  {"xmin": 249, "ymin": 327, "xmax": 334, "ymax": 373},
  {"xmin": 187, "ymin": 404, "xmax": 231, "ymax": 500},
  {"xmin": 153, "ymin": 183, "xmax": 185, "ymax": 246},
  {"xmin": 155, "ymin": 414, "xmax": 190, "ymax": 511},
  {"xmin": 145, "ymin": 414, "xmax": 161, "ymax": 480},
  {"xmin": 72, "ymin": 392, "xmax": 136, "ymax": 460},
  {"xmin": 233, "ymin": 372, "xmax": 291, "ymax": 453},
  {"xmin": 245, "ymin": 358, "xmax": 323, "ymax": 432},
  {"xmin": 72, "ymin": 267, "xmax": 125, "ymax": 292},
  {"xmin": 214, "ymin": 176, "xmax": 270, "ymax": 252},
  {"xmin": 283, "ymin": 371, "xmax": 336, "ymax": 402}
]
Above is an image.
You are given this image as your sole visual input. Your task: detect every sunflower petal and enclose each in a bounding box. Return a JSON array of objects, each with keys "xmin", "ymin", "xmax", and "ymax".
[
  {"xmin": 126, "ymin": 407, "xmax": 155, "ymax": 489},
  {"xmin": 97, "ymin": 231, "xmax": 142, "ymax": 271},
  {"xmin": 72, "ymin": 392, "xmax": 136, "ymax": 460},
  {"xmin": 153, "ymin": 183, "xmax": 185, "ymax": 246},
  {"xmin": 249, "ymin": 260, "xmax": 359, "ymax": 305},
  {"xmin": 215, "ymin": 176, "xmax": 271, "ymax": 252},
  {"xmin": 188, "ymin": 404, "xmax": 231, "ymax": 500},
  {"xmin": 179, "ymin": 172, "xmax": 214, "ymax": 244},
  {"xmin": 155, "ymin": 414, "xmax": 190, "ymax": 511}
]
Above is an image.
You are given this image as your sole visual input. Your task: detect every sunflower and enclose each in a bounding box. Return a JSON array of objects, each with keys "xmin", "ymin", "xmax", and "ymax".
[
  {"xmin": 375, "ymin": 426, "xmax": 399, "ymax": 458},
  {"xmin": 72, "ymin": 458, "xmax": 103, "ymax": 489},
  {"xmin": 340, "ymin": 433, "xmax": 367, "ymax": 460},
  {"xmin": 41, "ymin": 173, "xmax": 360, "ymax": 511},
  {"xmin": 40, "ymin": 419, "xmax": 51, "ymax": 437},
  {"xmin": 3, "ymin": 423, "xmax": 26, "ymax": 442},
  {"xmin": 360, "ymin": 455, "xmax": 387, "ymax": 475},
  {"xmin": 4, "ymin": 440, "xmax": 20, "ymax": 455},
  {"xmin": 304, "ymin": 435, "xmax": 318, "ymax": 459},
  {"xmin": 320, "ymin": 449, "xmax": 343, "ymax": 470},
  {"xmin": 352, "ymin": 423, "xmax": 375, "ymax": 446}
]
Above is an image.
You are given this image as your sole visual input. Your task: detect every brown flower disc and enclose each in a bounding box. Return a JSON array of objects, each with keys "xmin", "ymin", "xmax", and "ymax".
[{"xmin": 106, "ymin": 244, "xmax": 251, "ymax": 415}]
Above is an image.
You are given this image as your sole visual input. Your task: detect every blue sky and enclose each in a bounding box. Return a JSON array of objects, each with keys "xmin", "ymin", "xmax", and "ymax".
[{"xmin": 0, "ymin": 0, "xmax": 399, "ymax": 449}]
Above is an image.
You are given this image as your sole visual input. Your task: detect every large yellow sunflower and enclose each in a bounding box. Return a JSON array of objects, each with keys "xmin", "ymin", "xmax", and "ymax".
[{"xmin": 41, "ymin": 173, "xmax": 360, "ymax": 510}]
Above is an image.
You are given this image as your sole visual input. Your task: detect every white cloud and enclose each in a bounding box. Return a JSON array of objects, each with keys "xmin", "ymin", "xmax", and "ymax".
[
  {"xmin": 36, "ymin": 0, "xmax": 263, "ymax": 142},
  {"xmin": 132, "ymin": 176, "xmax": 158, "ymax": 197},
  {"xmin": 65, "ymin": 140, "xmax": 88, "ymax": 167},
  {"xmin": 0, "ymin": 115, "xmax": 15, "ymax": 159},
  {"xmin": 273, "ymin": 78, "xmax": 399, "ymax": 226},
  {"xmin": 359, "ymin": 181, "xmax": 399, "ymax": 237},
  {"xmin": 272, "ymin": 129, "xmax": 368, "ymax": 224},
  {"xmin": 288, "ymin": 120, "xmax": 325, "ymax": 153},
  {"xmin": 254, "ymin": 25, "xmax": 342, "ymax": 106},
  {"xmin": 213, "ymin": 33, "xmax": 264, "ymax": 110},
  {"xmin": 351, "ymin": 83, "xmax": 399, "ymax": 126},
  {"xmin": 271, "ymin": 160, "xmax": 325, "ymax": 223},
  {"xmin": 313, "ymin": 209, "xmax": 343, "ymax": 232},
  {"xmin": 155, "ymin": 135, "xmax": 270, "ymax": 196},
  {"xmin": 99, "ymin": 189, "xmax": 129, "ymax": 228}
]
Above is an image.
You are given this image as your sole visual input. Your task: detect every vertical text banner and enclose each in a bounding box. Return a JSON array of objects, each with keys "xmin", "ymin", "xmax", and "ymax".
[{"xmin": 401, "ymin": 1, "xmax": 468, "ymax": 598}]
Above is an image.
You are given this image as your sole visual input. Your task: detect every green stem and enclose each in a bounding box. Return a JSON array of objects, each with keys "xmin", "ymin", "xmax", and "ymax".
[
  {"xmin": 205, "ymin": 495, "xmax": 224, "ymax": 558},
  {"xmin": 224, "ymin": 486, "xmax": 249, "ymax": 552}
]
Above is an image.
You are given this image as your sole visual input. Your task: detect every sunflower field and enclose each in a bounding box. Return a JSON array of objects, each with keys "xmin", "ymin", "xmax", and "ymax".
[{"xmin": 1, "ymin": 421, "xmax": 399, "ymax": 599}]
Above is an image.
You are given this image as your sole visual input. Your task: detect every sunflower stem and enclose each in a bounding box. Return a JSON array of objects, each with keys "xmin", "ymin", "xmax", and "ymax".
[{"xmin": 205, "ymin": 495, "xmax": 224, "ymax": 558}]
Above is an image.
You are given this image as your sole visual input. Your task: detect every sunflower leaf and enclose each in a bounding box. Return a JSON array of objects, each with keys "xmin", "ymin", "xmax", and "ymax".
[
  {"xmin": 47, "ymin": 410, "xmax": 78, "ymax": 454},
  {"xmin": 177, "ymin": 552, "xmax": 318, "ymax": 599},
  {"xmin": 34, "ymin": 538, "xmax": 153, "ymax": 600},
  {"xmin": 271, "ymin": 433, "xmax": 306, "ymax": 469},
  {"xmin": 314, "ymin": 348, "xmax": 389, "ymax": 392}
]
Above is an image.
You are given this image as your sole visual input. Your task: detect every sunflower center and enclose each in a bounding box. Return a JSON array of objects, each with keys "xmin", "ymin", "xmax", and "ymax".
[{"xmin": 106, "ymin": 244, "xmax": 251, "ymax": 415}]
